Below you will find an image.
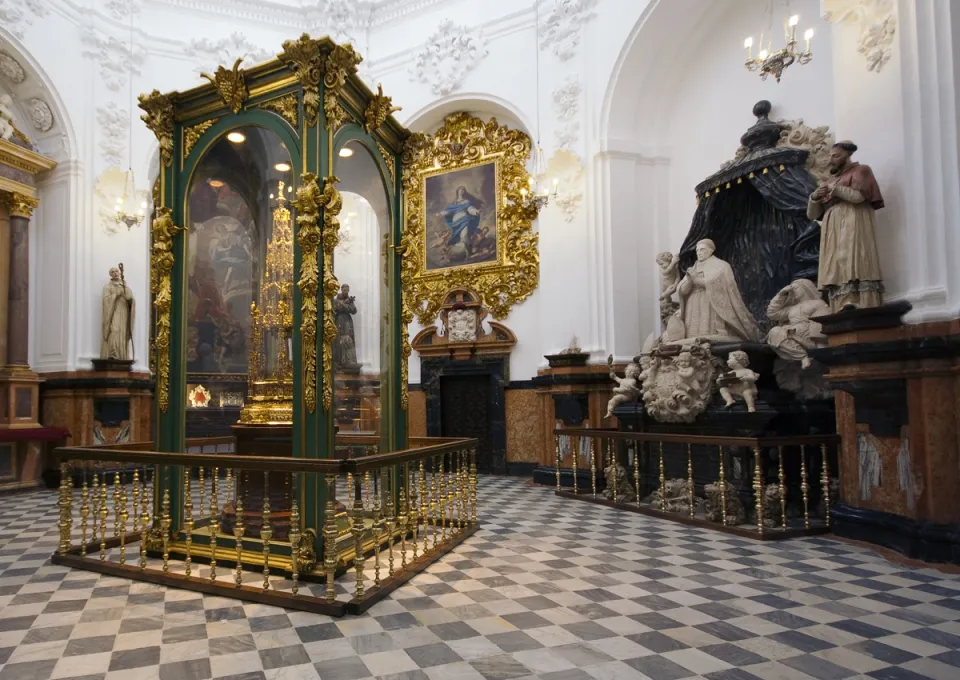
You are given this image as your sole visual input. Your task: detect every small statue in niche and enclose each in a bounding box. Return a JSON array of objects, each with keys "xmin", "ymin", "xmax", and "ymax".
[
  {"xmin": 332, "ymin": 283, "xmax": 361, "ymax": 371},
  {"xmin": 606, "ymin": 355, "xmax": 641, "ymax": 417},
  {"xmin": 675, "ymin": 239, "xmax": 761, "ymax": 344},
  {"xmin": 100, "ymin": 265, "xmax": 135, "ymax": 362},
  {"xmin": 808, "ymin": 141, "xmax": 885, "ymax": 312},
  {"xmin": 766, "ymin": 279, "xmax": 832, "ymax": 400},
  {"xmin": 717, "ymin": 350, "xmax": 759, "ymax": 412}
]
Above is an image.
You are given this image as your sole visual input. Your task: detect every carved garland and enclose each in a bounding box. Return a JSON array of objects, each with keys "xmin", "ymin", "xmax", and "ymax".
[
  {"xmin": 293, "ymin": 173, "xmax": 322, "ymax": 413},
  {"xmin": 279, "ymin": 33, "xmax": 324, "ymax": 128},
  {"xmin": 138, "ymin": 90, "xmax": 175, "ymax": 167},
  {"xmin": 151, "ymin": 207, "xmax": 184, "ymax": 413},
  {"xmin": 260, "ymin": 94, "xmax": 299, "ymax": 129},
  {"xmin": 182, "ymin": 118, "xmax": 219, "ymax": 161},
  {"xmin": 400, "ymin": 112, "xmax": 540, "ymax": 323},
  {"xmin": 318, "ymin": 176, "xmax": 343, "ymax": 412},
  {"xmin": 323, "ymin": 44, "xmax": 362, "ymax": 132},
  {"xmin": 201, "ymin": 58, "xmax": 248, "ymax": 115}
]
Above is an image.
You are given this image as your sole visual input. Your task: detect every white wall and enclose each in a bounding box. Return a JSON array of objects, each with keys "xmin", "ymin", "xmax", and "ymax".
[{"xmin": 8, "ymin": 0, "xmax": 960, "ymax": 386}]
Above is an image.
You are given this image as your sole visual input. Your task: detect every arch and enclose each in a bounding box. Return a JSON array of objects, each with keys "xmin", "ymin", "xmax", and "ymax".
[
  {"xmin": 0, "ymin": 29, "xmax": 78, "ymax": 160},
  {"xmin": 402, "ymin": 92, "xmax": 533, "ymax": 137}
]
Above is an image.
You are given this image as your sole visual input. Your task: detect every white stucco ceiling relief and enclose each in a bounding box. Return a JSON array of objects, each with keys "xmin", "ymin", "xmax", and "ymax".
[{"xmin": 409, "ymin": 19, "xmax": 488, "ymax": 96}]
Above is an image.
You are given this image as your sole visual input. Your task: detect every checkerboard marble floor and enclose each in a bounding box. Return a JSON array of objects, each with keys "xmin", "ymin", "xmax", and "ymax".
[{"xmin": 1, "ymin": 477, "xmax": 959, "ymax": 680}]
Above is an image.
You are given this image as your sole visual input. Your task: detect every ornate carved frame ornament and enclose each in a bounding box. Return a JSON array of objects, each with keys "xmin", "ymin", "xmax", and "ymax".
[
  {"xmin": 400, "ymin": 112, "xmax": 540, "ymax": 325},
  {"xmin": 411, "ymin": 288, "xmax": 517, "ymax": 361}
]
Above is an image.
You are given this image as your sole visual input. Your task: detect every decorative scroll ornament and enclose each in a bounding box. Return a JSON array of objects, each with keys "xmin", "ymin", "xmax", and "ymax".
[
  {"xmin": 293, "ymin": 173, "xmax": 322, "ymax": 414},
  {"xmin": 0, "ymin": 52, "xmax": 26, "ymax": 83},
  {"xmin": 822, "ymin": 0, "xmax": 896, "ymax": 73},
  {"xmin": 640, "ymin": 342, "xmax": 719, "ymax": 424},
  {"xmin": 400, "ymin": 112, "xmax": 540, "ymax": 323},
  {"xmin": 202, "ymin": 58, "xmax": 248, "ymax": 115},
  {"xmin": 97, "ymin": 103, "xmax": 128, "ymax": 167},
  {"xmin": 183, "ymin": 119, "xmax": 218, "ymax": 161},
  {"xmin": 323, "ymin": 43, "xmax": 362, "ymax": 132},
  {"xmin": 138, "ymin": 90, "xmax": 175, "ymax": 167},
  {"xmin": 279, "ymin": 34, "xmax": 324, "ymax": 128},
  {"xmin": 375, "ymin": 140, "xmax": 396, "ymax": 185},
  {"xmin": 540, "ymin": 0, "xmax": 598, "ymax": 61},
  {"xmin": 151, "ymin": 207, "xmax": 185, "ymax": 413},
  {"xmin": 364, "ymin": 84, "xmax": 401, "ymax": 134},
  {"xmin": 410, "ymin": 20, "xmax": 487, "ymax": 96},
  {"xmin": 318, "ymin": 176, "xmax": 342, "ymax": 412},
  {"xmin": 260, "ymin": 94, "xmax": 299, "ymax": 129},
  {"xmin": 187, "ymin": 33, "xmax": 271, "ymax": 76},
  {"xmin": 398, "ymin": 233, "xmax": 413, "ymax": 411}
]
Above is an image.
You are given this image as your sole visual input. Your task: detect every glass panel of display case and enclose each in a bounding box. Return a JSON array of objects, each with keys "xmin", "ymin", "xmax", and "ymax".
[
  {"xmin": 185, "ymin": 126, "xmax": 295, "ymax": 428},
  {"xmin": 333, "ymin": 141, "xmax": 392, "ymax": 444}
]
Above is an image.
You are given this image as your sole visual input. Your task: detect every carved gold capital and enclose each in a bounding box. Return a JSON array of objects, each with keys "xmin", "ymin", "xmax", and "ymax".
[{"xmin": 2, "ymin": 192, "xmax": 39, "ymax": 218}]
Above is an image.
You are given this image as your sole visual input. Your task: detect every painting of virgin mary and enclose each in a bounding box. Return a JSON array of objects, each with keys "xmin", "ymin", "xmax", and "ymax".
[{"xmin": 425, "ymin": 161, "xmax": 497, "ymax": 270}]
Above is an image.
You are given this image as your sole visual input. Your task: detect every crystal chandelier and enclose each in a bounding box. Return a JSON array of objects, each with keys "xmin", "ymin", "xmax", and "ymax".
[
  {"xmin": 520, "ymin": 1, "xmax": 557, "ymax": 212},
  {"xmin": 115, "ymin": 10, "xmax": 145, "ymax": 229},
  {"xmin": 743, "ymin": 1, "xmax": 814, "ymax": 83}
]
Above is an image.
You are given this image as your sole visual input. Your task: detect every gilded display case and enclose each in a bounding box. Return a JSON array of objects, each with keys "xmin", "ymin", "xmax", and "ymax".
[{"xmin": 141, "ymin": 34, "xmax": 407, "ymax": 563}]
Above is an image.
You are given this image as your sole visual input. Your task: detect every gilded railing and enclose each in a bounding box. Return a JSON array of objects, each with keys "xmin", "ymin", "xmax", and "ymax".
[
  {"xmin": 52, "ymin": 436, "xmax": 478, "ymax": 617},
  {"xmin": 553, "ymin": 429, "xmax": 837, "ymax": 539}
]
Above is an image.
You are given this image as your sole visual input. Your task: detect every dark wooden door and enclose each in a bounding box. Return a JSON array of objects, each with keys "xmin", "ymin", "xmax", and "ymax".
[{"xmin": 440, "ymin": 375, "xmax": 492, "ymax": 473}]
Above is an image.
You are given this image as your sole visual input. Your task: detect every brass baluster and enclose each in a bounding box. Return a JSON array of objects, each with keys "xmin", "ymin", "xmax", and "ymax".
[
  {"xmin": 611, "ymin": 440, "xmax": 618, "ymax": 503},
  {"xmin": 820, "ymin": 444, "xmax": 831, "ymax": 528},
  {"xmin": 161, "ymin": 485, "xmax": 171, "ymax": 572},
  {"xmin": 572, "ymin": 437, "xmax": 580, "ymax": 495},
  {"xmin": 406, "ymin": 466, "xmax": 417, "ymax": 562},
  {"xmin": 346, "ymin": 472, "xmax": 354, "ymax": 506},
  {"xmin": 118, "ymin": 474, "xmax": 129, "ymax": 565},
  {"xmin": 198, "ymin": 466, "xmax": 205, "ymax": 516},
  {"xmin": 90, "ymin": 470, "xmax": 100, "ymax": 547},
  {"xmin": 99, "ymin": 474, "xmax": 108, "ymax": 561},
  {"xmin": 470, "ymin": 449, "xmax": 477, "ymax": 524},
  {"xmin": 554, "ymin": 435, "xmax": 562, "ymax": 492},
  {"xmin": 419, "ymin": 459, "xmax": 428, "ymax": 555},
  {"xmin": 458, "ymin": 450, "xmax": 466, "ymax": 530},
  {"xmin": 234, "ymin": 496, "xmax": 244, "ymax": 587},
  {"xmin": 634, "ymin": 443, "xmax": 641, "ymax": 507},
  {"xmin": 800, "ymin": 445, "xmax": 810, "ymax": 529},
  {"xmin": 323, "ymin": 473, "xmax": 338, "ymax": 601},
  {"xmin": 687, "ymin": 444, "xmax": 695, "ymax": 519},
  {"xmin": 430, "ymin": 456, "xmax": 439, "ymax": 550},
  {"xmin": 352, "ymin": 475, "xmax": 365, "ymax": 598},
  {"xmin": 398, "ymin": 467, "xmax": 409, "ymax": 569},
  {"xmin": 183, "ymin": 468, "xmax": 193, "ymax": 576},
  {"xmin": 440, "ymin": 454, "xmax": 448, "ymax": 543},
  {"xmin": 753, "ymin": 447, "xmax": 765, "ymax": 536},
  {"xmin": 261, "ymin": 471, "xmax": 272, "ymax": 590},
  {"xmin": 385, "ymin": 468, "xmax": 396, "ymax": 577},
  {"xmin": 57, "ymin": 463, "xmax": 72, "ymax": 557},
  {"xmin": 658, "ymin": 441, "xmax": 666, "ymax": 512},
  {"xmin": 778, "ymin": 446, "xmax": 787, "ymax": 530},
  {"xmin": 225, "ymin": 468, "xmax": 233, "ymax": 508},
  {"xmin": 290, "ymin": 472, "xmax": 301, "ymax": 596},
  {"xmin": 364, "ymin": 471, "xmax": 372, "ymax": 512},
  {"xmin": 131, "ymin": 469, "xmax": 140, "ymax": 547},
  {"xmin": 719, "ymin": 446, "xmax": 728, "ymax": 526},
  {"xmin": 139, "ymin": 468, "xmax": 150, "ymax": 569},
  {"xmin": 113, "ymin": 472, "xmax": 120, "ymax": 537},
  {"xmin": 590, "ymin": 438, "xmax": 597, "ymax": 497},
  {"xmin": 79, "ymin": 470, "xmax": 90, "ymax": 558},
  {"xmin": 373, "ymin": 470, "xmax": 383, "ymax": 587},
  {"xmin": 210, "ymin": 468, "xmax": 219, "ymax": 581}
]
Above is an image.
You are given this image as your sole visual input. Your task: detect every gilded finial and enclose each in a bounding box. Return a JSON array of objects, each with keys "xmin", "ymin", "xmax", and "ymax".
[
  {"xmin": 365, "ymin": 84, "xmax": 402, "ymax": 134},
  {"xmin": 202, "ymin": 58, "xmax": 248, "ymax": 115}
]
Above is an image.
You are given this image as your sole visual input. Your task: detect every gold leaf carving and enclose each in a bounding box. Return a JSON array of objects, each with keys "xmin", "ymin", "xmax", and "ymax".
[
  {"xmin": 279, "ymin": 34, "xmax": 323, "ymax": 128},
  {"xmin": 151, "ymin": 207, "xmax": 185, "ymax": 413},
  {"xmin": 293, "ymin": 173, "xmax": 322, "ymax": 413},
  {"xmin": 138, "ymin": 90, "xmax": 175, "ymax": 167},
  {"xmin": 400, "ymin": 112, "xmax": 540, "ymax": 325},
  {"xmin": 201, "ymin": 58, "xmax": 248, "ymax": 115},
  {"xmin": 323, "ymin": 43, "xmax": 362, "ymax": 132},
  {"xmin": 364, "ymin": 84, "xmax": 401, "ymax": 134},
  {"xmin": 375, "ymin": 140, "xmax": 396, "ymax": 185},
  {"xmin": 260, "ymin": 94, "xmax": 299, "ymax": 129},
  {"xmin": 1, "ymin": 192, "xmax": 39, "ymax": 218},
  {"xmin": 318, "ymin": 175, "xmax": 342, "ymax": 412},
  {"xmin": 182, "ymin": 118, "xmax": 218, "ymax": 160}
]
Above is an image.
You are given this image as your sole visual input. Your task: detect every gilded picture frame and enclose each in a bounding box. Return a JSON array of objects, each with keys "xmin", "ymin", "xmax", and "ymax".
[{"xmin": 400, "ymin": 112, "xmax": 539, "ymax": 323}]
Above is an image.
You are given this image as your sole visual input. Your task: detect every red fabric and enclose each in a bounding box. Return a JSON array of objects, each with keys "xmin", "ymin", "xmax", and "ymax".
[
  {"xmin": 0, "ymin": 427, "xmax": 70, "ymax": 443},
  {"xmin": 830, "ymin": 162, "xmax": 885, "ymax": 210}
]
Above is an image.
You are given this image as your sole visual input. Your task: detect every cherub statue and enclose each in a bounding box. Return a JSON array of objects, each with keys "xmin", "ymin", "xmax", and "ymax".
[
  {"xmin": 656, "ymin": 252, "xmax": 681, "ymax": 324},
  {"xmin": 717, "ymin": 350, "xmax": 759, "ymax": 412},
  {"xmin": 674, "ymin": 351, "xmax": 700, "ymax": 399},
  {"xmin": 606, "ymin": 354, "xmax": 641, "ymax": 417}
]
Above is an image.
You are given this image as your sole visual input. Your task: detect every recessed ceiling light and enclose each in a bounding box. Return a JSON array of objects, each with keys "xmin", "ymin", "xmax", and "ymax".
[
  {"xmin": 227, "ymin": 131, "xmax": 246, "ymax": 143},
  {"xmin": 339, "ymin": 147, "xmax": 354, "ymax": 158},
  {"xmin": 275, "ymin": 162, "xmax": 291, "ymax": 172}
]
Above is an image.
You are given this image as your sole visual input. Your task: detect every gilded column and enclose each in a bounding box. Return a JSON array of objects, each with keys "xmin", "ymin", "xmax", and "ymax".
[{"xmin": 4, "ymin": 194, "xmax": 37, "ymax": 367}]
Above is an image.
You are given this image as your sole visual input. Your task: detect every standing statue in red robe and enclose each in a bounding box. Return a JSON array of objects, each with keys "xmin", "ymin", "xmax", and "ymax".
[{"xmin": 807, "ymin": 141, "xmax": 885, "ymax": 312}]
